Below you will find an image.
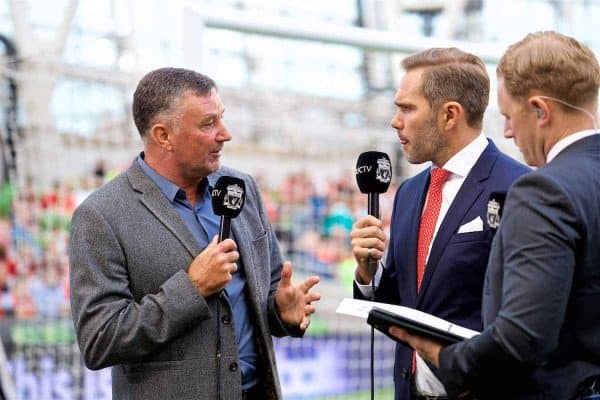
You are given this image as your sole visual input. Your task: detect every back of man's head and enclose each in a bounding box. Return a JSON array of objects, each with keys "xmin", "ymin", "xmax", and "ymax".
[
  {"xmin": 132, "ymin": 68, "xmax": 217, "ymax": 138},
  {"xmin": 498, "ymin": 31, "xmax": 600, "ymax": 110},
  {"xmin": 401, "ymin": 47, "xmax": 490, "ymax": 129}
]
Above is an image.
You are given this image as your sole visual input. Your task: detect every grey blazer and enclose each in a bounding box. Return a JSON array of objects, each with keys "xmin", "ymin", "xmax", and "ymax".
[{"xmin": 70, "ymin": 160, "xmax": 296, "ymax": 400}]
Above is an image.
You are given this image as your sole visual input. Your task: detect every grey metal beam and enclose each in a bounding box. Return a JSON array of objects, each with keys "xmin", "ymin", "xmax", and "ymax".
[{"xmin": 190, "ymin": 10, "xmax": 501, "ymax": 64}]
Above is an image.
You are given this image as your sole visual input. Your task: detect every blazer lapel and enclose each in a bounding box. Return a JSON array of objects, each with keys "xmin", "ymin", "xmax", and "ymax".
[
  {"xmin": 127, "ymin": 161, "xmax": 201, "ymax": 259},
  {"xmin": 231, "ymin": 220, "xmax": 260, "ymax": 300},
  {"xmin": 416, "ymin": 141, "xmax": 499, "ymax": 307},
  {"xmin": 401, "ymin": 171, "xmax": 430, "ymax": 306}
]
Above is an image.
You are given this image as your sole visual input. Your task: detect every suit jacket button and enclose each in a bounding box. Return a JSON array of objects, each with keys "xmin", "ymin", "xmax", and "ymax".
[
  {"xmin": 401, "ymin": 368, "xmax": 409, "ymax": 380},
  {"xmin": 229, "ymin": 362, "xmax": 238, "ymax": 372},
  {"xmin": 222, "ymin": 315, "xmax": 231, "ymax": 325}
]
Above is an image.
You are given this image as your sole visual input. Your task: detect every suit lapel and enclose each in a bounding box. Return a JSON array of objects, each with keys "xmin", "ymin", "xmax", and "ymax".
[
  {"xmin": 416, "ymin": 141, "xmax": 499, "ymax": 307},
  {"xmin": 231, "ymin": 212, "xmax": 257, "ymax": 286},
  {"xmin": 127, "ymin": 161, "xmax": 201, "ymax": 259},
  {"xmin": 402, "ymin": 171, "xmax": 430, "ymax": 306},
  {"xmin": 231, "ymin": 219, "xmax": 260, "ymax": 299}
]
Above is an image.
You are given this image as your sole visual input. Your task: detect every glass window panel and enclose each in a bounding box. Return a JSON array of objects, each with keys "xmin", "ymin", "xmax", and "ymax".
[{"xmin": 51, "ymin": 79, "xmax": 126, "ymax": 136}]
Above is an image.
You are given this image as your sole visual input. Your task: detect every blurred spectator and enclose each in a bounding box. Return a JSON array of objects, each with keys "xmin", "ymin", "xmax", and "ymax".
[
  {"xmin": 0, "ymin": 245, "xmax": 13, "ymax": 318},
  {"xmin": 29, "ymin": 259, "xmax": 69, "ymax": 318},
  {"xmin": 93, "ymin": 159, "xmax": 106, "ymax": 185},
  {"xmin": 12, "ymin": 278, "xmax": 34, "ymax": 319},
  {"xmin": 322, "ymin": 203, "xmax": 353, "ymax": 238}
]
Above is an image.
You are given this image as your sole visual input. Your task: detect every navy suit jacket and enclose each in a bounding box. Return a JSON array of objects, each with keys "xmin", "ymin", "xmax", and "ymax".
[
  {"xmin": 439, "ymin": 135, "xmax": 600, "ymax": 399},
  {"xmin": 355, "ymin": 140, "xmax": 529, "ymax": 399}
]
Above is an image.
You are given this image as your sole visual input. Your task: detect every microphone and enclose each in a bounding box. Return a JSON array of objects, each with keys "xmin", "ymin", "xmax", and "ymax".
[
  {"xmin": 211, "ymin": 176, "xmax": 246, "ymax": 241},
  {"xmin": 355, "ymin": 151, "xmax": 392, "ymax": 273},
  {"xmin": 356, "ymin": 151, "xmax": 392, "ymax": 400},
  {"xmin": 486, "ymin": 192, "xmax": 506, "ymax": 231}
]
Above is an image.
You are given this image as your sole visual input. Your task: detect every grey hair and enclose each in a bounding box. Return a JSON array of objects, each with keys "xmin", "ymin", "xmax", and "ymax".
[{"xmin": 132, "ymin": 67, "xmax": 217, "ymax": 137}]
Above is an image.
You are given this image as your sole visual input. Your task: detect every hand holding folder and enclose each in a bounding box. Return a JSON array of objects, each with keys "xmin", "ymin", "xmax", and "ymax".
[{"xmin": 336, "ymin": 299, "xmax": 479, "ymax": 345}]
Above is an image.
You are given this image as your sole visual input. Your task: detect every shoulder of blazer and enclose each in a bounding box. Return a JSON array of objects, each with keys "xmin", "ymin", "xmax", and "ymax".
[
  {"xmin": 397, "ymin": 167, "xmax": 430, "ymax": 193},
  {"xmin": 477, "ymin": 139, "xmax": 530, "ymax": 183},
  {"xmin": 494, "ymin": 149, "xmax": 531, "ymax": 175},
  {"xmin": 533, "ymin": 137, "xmax": 599, "ymax": 198},
  {"xmin": 76, "ymin": 164, "xmax": 133, "ymax": 212},
  {"xmin": 390, "ymin": 168, "xmax": 430, "ymax": 212},
  {"xmin": 126, "ymin": 158, "xmax": 158, "ymax": 194},
  {"xmin": 544, "ymin": 134, "xmax": 600, "ymax": 169}
]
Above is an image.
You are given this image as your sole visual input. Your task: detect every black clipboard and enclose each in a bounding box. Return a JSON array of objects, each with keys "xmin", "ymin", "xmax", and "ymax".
[{"xmin": 366, "ymin": 307, "xmax": 468, "ymax": 345}]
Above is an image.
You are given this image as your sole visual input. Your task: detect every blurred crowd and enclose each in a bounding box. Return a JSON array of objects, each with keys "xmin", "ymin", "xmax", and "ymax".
[
  {"xmin": 0, "ymin": 164, "xmax": 397, "ymax": 321},
  {"xmin": 259, "ymin": 172, "xmax": 396, "ymax": 288}
]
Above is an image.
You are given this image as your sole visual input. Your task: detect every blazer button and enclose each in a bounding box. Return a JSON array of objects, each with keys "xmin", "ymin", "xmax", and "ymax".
[
  {"xmin": 229, "ymin": 362, "xmax": 238, "ymax": 372},
  {"xmin": 401, "ymin": 368, "xmax": 409, "ymax": 380},
  {"xmin": 222, "ymin": 315, "xmax": 231, "ymax": 325}
]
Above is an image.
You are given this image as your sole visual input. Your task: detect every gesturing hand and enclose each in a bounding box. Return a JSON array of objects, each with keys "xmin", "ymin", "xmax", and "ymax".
[{"xmin": 275, "ymin": 261, "xmax": 321, "ymax": 330}]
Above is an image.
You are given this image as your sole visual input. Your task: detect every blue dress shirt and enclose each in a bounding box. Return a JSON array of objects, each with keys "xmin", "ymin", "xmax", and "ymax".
[{"xmin": 137, "ymin": 155, "xmax": 258, "ymax": 388}]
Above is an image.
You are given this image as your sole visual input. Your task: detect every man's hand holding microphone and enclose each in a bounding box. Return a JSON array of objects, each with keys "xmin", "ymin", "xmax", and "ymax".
[
  {"xmin": 187, "ymin": 176, "xmax": 245, "ymax": 297},
  {"xmin": 351, "ymin": 216, "xmax": 387, "ymax": 285},
  {"xmin": 352, "ymin": 151, "xmax": 392, "ymax": 286}
]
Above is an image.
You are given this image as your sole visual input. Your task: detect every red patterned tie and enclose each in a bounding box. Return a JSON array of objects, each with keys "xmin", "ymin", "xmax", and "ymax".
[
  {"xmin": 412, "ymin": 168, "xmax": 450, "ymax": 374},
  {"xmin": 416, "ymin": 167, "xmax": 451, "ymax": 291}
]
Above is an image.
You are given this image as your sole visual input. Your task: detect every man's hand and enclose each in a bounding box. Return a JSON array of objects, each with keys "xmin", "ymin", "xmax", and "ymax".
[
  {"xmin": 188, "ymin": 236, "xmax": 240, "ymax": 297},
  {"xmin": 350, "ymin": 215, "xmax": 387, "ymax": 284},
  {"xmin": 389, "ymin": 326, "xmax": 443, "ymax": 368},
  {"xmin": 275, "ymin": 261, "xmax": 320, "ymax": 330}
]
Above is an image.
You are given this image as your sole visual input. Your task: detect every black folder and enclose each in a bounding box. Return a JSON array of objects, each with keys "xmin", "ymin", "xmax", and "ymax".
[{"xmin": 367, "ymin": 307, "xmax": 472, "ymax": 345}]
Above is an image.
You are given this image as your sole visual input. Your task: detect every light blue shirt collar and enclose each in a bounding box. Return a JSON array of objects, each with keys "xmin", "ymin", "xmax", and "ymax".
[{"xmin": 136, "ymin": 153, "xmax": 210, "ymax": 203}]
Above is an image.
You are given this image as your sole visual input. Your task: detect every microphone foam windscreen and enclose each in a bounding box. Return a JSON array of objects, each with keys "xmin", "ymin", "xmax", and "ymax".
[
  {"xmin": 211, "ymin": 176, "xmax": 246, "ymax": 218},
  {"xmin": 355, "ymin": 151, "xmax": 392, "ymax": 194}
]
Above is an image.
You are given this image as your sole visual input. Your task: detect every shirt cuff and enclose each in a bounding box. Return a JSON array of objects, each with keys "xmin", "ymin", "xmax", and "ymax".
[{"xmin": 354, "ymin": 262, "xmax": 383, "ymax": 298}]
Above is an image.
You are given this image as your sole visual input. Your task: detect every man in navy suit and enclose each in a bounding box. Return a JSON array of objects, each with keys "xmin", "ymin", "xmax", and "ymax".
[
  {"xmin": 351, "ymin": 48, "xmax": 529, "ymax": 399},
  {"xmin": 391, "ymin": 32, "xmax": 600, "ymax": 400}
]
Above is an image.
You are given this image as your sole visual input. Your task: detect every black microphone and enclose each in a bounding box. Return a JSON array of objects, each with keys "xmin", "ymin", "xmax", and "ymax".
[
  {"xmin": 211, "ymin": 176, "xmax": 246, "ymax": 241},
  {"xmin": 356, "ymin": 151, "xmax": 392, "ymax": 400},
  {"xmin": 355, "ymin": 151, "xmax": 392, "ymax": 273},
  {"xmin": 486, "ymin": 192, "xmax": 506, "ymax": 231}
]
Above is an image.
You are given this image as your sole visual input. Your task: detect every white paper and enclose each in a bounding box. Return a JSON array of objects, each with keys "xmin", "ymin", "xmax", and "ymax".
[{"xmin": 336, "ymin": 298, "xmax": 480, "ymax": 340}]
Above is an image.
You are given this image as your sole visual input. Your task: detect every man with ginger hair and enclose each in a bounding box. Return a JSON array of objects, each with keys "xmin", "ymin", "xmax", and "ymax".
[
  {"xmin": 351, "ymin": 47, "xmax": 528, "ymax": 399},
  {"xmin": 391, "ymin": 31, "xmax": 600, "ymax": 400}
]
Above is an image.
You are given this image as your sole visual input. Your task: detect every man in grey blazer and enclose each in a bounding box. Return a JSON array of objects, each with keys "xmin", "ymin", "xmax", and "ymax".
[
  {"xmin": 69, "ymin": 68, "xmax": 321, "ymax": 400},
  {"xmin": 389, "ymin": 31, "xmax": 600, "ymax": 399}
]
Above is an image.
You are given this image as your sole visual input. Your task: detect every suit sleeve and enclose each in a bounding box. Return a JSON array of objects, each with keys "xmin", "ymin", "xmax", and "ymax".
[
  {"xmin": 69, "ymin": 203, "xmax": 213, "ymax": 370},
  {"xmin": 438, "ymin": 172, "xmax": 580, "ymax": 397}
]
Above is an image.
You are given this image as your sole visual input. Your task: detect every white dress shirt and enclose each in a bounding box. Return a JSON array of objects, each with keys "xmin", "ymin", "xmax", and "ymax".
[{"xmin": 356, "ymin": 133, "xmax": 489, "ymax": 396}]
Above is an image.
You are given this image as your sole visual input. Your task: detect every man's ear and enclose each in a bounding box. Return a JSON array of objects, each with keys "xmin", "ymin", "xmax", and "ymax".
[
  {"xmin": 440, "ymin": 102, "xmax": 462, "ymax": 131},
  {"xmin": 149, "ymin": 124, "xmax": 172, "ymax": 151},
  {"xmin": 528, "ymin": 97, "xmax": 550, "ymax": 125}
]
